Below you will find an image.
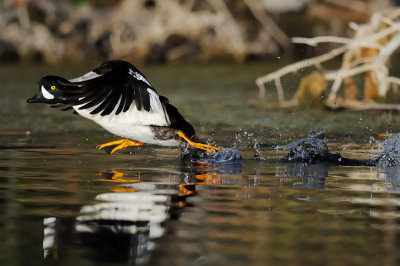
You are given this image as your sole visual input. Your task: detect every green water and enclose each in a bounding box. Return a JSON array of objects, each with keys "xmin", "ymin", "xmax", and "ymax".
[{"xmin": 1, "ymin": 62, "xmax": 400, "ymax": 266}]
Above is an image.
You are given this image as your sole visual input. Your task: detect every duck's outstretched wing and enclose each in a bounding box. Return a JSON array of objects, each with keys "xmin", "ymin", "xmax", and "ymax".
[{"xmin": 57, "ymin": 60, "xmax": 163, "ymax": 116}]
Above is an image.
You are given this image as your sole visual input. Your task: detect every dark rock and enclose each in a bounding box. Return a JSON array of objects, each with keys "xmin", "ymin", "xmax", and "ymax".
[{"xmin": 281, "ymin": 128, "xmax": 374, "ymax": 166}]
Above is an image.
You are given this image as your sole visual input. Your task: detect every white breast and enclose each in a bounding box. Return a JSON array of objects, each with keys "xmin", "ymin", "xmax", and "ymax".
[{"xmin": 73, "ymin": 100, "xmax": 179, "ymax": 147}]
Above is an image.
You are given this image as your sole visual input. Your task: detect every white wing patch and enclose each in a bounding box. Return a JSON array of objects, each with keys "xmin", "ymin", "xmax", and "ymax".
[
  {"xmin": 147, "ymin": 88, "xmax": 164, "ymax": 114},
  {"xmin": 41, "ymin": 85, "xmax": 54, "ymax": 99},
  {"xmin": 129, "ymin": 68, "xmax": 151, "ymax": 86},
  {"xmin": 69, "ymin": 71, "xmax": 101, "ymax": 82}
]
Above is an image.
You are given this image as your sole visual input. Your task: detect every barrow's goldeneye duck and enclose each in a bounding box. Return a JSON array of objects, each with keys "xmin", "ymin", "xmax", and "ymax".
[{"xmin": 27, "ymin": 60, "xmax": 220, "ymax": 154}]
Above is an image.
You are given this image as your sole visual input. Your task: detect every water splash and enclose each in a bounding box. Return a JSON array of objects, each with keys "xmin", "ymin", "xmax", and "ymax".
[
  {"xmin": 234, "ymin": 131, "xmax": 254, "ymax": 147},
  {"xmin": 205, "ymin": 148, "xmax": 242, "ymax": 163},
  {"xmin": 280, "ymin": 128, "xmax": 332, "ymax": 163},
  {"xmin": 369, "ymin": 136, "xmax": 379, "ymax": 144},
  {"xmin": 234, "ymin": 131, "xmax": 264, "ymax": 160},
  {"xmin": 182, "ymin": 147, "xmax": 242, "ymax": 164},
  {"xmin": 374, "ymin": 134, "xmax": 400, "ymax": 167}
]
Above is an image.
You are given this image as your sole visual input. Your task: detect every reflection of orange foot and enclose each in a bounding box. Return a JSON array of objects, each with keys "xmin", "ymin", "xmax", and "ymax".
[
  {"xmin": 98, "ymin": 170, "xmax": 141, "ymax": 183},
  {"xmin": 96, "ymin": 139, "xmax": 144, "ymax": 154},
  {"xmin": 193, "ymin": 173, "xmax": 222, "ymax": 184},
  {"xmin": 179, "ymin": 183, "xmax": 196, "ymax": 197},
  {"xmin": 178, "ymin": 131, "xmax": 221, "ymax": 153},
  {"xmin": 110, "ymin": 187, "xmax": 138, "ymax": 193}
]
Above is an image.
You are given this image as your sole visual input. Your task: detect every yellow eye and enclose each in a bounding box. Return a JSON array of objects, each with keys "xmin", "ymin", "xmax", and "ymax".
[{"xmin": 50, "ymin": 85, "xmax": 56, "ymax": 90}]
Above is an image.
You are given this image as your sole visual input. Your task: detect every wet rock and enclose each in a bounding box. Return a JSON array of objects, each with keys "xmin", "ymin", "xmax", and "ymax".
[
  {"xmin": 281, "ymin": 128, "xmax": 374, "ymax": 166},
  {"xmin": 282, "ymin": 128, "xmax": 331, "ymax": 163}
]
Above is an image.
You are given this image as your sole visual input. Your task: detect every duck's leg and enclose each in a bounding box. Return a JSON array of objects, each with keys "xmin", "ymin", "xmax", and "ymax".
[
  {"xmin": 96, "ymin": 139, "xmax": 144, "ymax": 154},
  {"xmin": 178, "ymin": 131, "xmax": 221, "ymax": 153}
]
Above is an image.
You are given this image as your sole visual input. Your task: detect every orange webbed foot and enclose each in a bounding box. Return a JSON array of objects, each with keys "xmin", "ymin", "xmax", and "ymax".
[
  {"xmin": 96, "ymin": 139, "xmax": 144, "ymax": 154},
  {"xmin": 178, "ymin": 131, "xmax": 221, "ymax": 153}
]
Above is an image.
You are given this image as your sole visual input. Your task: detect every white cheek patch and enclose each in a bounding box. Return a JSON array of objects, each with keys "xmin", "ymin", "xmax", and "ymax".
[{"xmin": 41, "ymin": 85, "xmax": 55, "ymax": 100}]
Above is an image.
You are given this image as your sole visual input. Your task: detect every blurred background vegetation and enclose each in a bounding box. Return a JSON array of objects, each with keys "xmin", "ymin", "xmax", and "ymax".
[{"xmin": 0, "ymin": 0, "xmax": 396, "ymax": 64}]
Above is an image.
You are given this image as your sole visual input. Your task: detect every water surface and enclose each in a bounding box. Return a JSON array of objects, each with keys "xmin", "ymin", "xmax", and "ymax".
[{"xmin": 1, "ymin": 62, "xmax": 400, "ymax": 266}]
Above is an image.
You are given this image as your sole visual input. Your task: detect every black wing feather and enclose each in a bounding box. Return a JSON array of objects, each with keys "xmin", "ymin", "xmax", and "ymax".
[
  {"xmin": 51, "ymin": 60, "xmax": 155, "ymax": 116},
  {"xmin": 123, "ymin": 85, "xmax": 134, "ymax": 112},
  {"xmin": 78, "ymin": 89, "xmax": 110, "ymax": 110},
  {"xmin": 100, "ymin": 92, "xmax": 121, "ymax": 116},
  {"xmin": 50, "ymin": 103, "xmax": 74, "ymax": 112},
  {"xmin": 89, "ymin": 90, "xmax": 114, "ymax": 115},
  {"xmin": 135, "ymin": 84, "xmax": 143, "ymax": 111},
  {"xmin": 115, "ymin": 85, "xmax": 130, "ymax": 115},
  {"xmin": 141, "ymin": 86, "xmax": 151, "ymax": 112}
]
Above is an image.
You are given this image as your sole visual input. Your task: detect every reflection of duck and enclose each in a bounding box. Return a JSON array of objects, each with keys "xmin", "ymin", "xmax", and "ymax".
[
  {"xmin": 27, "ymin": 60, "xmax": 220, "ymax": 154},
  {"xmin": 42, "ymin": 163, "xmax": 241, "ymax": 264},
  {"xmin": 275, "ymin": 163, "xmax": 327, "ymax": 189}
]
